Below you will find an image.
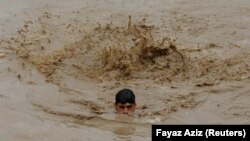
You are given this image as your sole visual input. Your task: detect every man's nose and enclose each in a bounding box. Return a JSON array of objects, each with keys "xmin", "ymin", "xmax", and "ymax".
[{"xmin": 123, "ymin": 107, "xmax": 129, "ymax": 114}]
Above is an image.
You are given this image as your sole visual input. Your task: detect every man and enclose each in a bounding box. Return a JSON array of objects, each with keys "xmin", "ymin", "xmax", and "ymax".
[{"xmin": 115, "ymin": 88, "xmax": 136, "ymax": 115}]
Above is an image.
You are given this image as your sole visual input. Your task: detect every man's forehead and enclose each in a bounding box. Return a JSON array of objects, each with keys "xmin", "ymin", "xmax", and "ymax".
[{"xmin": 117, "ymin": 103, "xmax": 134, "ymax": 106}]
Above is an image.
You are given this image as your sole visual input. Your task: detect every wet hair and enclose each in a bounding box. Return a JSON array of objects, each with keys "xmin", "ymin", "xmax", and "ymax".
[{"xmin": 115, "ymin": 88, "xmax": 135, "ymax": 105}]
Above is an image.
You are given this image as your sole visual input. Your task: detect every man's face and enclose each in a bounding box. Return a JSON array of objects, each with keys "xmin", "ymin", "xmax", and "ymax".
[{"xmin": 115, "ymin": 103, "xmax": 136, "ymax": 114}]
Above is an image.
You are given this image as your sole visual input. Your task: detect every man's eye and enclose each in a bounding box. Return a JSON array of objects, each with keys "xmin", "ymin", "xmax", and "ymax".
[{"xmin": 127, "ymin": 105, "xmax": 132, "ymax": 109}]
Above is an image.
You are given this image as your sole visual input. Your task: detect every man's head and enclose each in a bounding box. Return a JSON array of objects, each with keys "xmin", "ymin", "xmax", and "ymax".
[{"xmin": 115, "ymin": 88, "xmax": 136, "ymax": 114}]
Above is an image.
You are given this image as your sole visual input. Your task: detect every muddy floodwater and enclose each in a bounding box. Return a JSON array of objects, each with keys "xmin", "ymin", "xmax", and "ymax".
[{"xmin": 0, "ymin": 0, "xmax": 250, "ymax": 140}]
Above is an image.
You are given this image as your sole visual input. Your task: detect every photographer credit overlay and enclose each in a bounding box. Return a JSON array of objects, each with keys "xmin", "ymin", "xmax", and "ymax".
[{"xmin": 152, "ymin": 125, "xmax": 250, "ymax": 141}]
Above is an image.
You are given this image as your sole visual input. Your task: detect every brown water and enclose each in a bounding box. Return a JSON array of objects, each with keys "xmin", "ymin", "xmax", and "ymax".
[{"xmin": 0, "ymin": 0, "xmax": 250, "ymax": 140}]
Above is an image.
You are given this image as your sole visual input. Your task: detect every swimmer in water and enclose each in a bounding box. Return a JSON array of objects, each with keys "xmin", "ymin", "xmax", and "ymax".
[{"xmin": 115, "ymin": 88, "xmax": 136, "ymax": 115}]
